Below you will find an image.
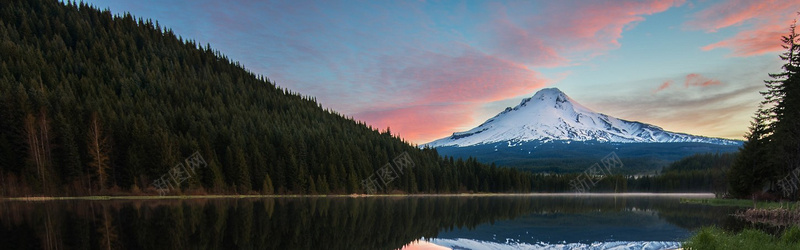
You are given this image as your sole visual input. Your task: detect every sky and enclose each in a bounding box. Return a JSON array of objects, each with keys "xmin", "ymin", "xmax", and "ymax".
[{"xmin": 82, "ymin": 0, "xmax": 800, "ymax": 144}]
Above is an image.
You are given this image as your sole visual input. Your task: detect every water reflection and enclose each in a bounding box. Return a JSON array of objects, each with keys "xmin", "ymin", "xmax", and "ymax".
[
  {"xmin": 401, "ymin": 194, "xmax": 744, "ymax": 249},
  {"xmin": 0, "ymin": 194, "xmax": 741, "ymax": 250}
]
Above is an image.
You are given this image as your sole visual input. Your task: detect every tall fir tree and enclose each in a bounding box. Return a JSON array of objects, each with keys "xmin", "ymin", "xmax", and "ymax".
[
  {"xmin": 766, "ymin": 20, "xmax": 800, "ymax": 198},
  {"xmin": 729, "ymin": 106, "xmax": 772, "ymax": 198},
  {"xmin": 732, "ymin": 19, "xmax": 800, "ymax": 199}
]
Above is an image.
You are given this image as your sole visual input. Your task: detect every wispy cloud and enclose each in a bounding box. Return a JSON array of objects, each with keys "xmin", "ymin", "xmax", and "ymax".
[
  {"xmin": 701, "ymin": 26, "xmax": 788, "ymax": 57},
  {"xmin": 485, "ymin": 0, "xmax": 685, "ymax": 67},
  {"xmin": 598, "ymin": 83, "xmax": 762, "ymax": 140},
  {"xmin": 653, "ymin": 80, "xmax": 671, "ymax": 94},
  {"xmin": 687, "ymin": 0, "xmax": 800, "ymax": 57},
  {"xmin": 654, "ymin": 73, "xmax": 723, "ymax": 95},
  {"xmin": 684, "ymin": 73, "xmax": 723, "ymax": 87}
]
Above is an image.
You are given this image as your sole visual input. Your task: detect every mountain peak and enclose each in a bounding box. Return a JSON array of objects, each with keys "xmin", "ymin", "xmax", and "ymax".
[
  {"xmin": 519, "ymin": 88, "xmax": 568, "ymax": 107},
  {"xmin": 500, "ymin": 87, "xmax": 594, "ymax": 121},
  {"xmin": 533, "ymin": 87, "xmax": 567, "ymax": 98},
  {"xmin": 425, "ymin": 88, "xmax": 740, "ymax": 147}
]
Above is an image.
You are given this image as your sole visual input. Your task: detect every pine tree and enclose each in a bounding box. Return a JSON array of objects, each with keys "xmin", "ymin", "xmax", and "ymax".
[
  {"xmin": 53, "ymin": 113, "xmax": 81, "ymax": 185},
  {"xmin": 734, "ymin": 19, "xmax": 800, "ymax": 200},
  {"xmin": 227, "ymin": 146, "xmax": 251, "ymax": 194},
  {"xmin": 729, "ymin": 106, "xmax": 771, "ymax": 198},
  {"xmin": 765, "ymin": 20, "xmax": 800, "ymax": 199},
  {"xmin": 317, "ymin": 176, "xmax": 330, "ymax": 194},
  {"xmin": 307, "ymin": 176, "xmax": 317, "ymax": 194},
  {"xmin": 346, "ymin": 172, "xmax": 358, "ymax": 194}
]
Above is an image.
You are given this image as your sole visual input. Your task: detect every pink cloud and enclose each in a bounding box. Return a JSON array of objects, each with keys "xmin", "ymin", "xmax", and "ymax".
[
  {"xmin": 400, "ymin": 50, "xmax": 548, "ymax": 103},
  {"xmin": 359, "ymin": 49, "xmax": 549, "ymax": 143},
  {"xmin": 684, "ymin": 73, "xmax": 722, "ymax": 87},
  {"xmin": 686, "ymin": 0, "xmax": 794, "ymax": 32},
  {"xmin": 354, "ymin": 104, "xmax": 476, "ymax": 144},
  {"xmin": 654, "ymin": 80, "xmax": 673, "ymax": 93},
  {"xmin": 687, "ymin": 0, "xmax": 800, "ymax": 56},
  {"xmin": 701, "ymin": 25, "xmax": 787, "ymax": 57},
  {"xmin": 487, "ymin": 0, "xmax": 684, "ymax": 66},
  {"xmin": 489, "ymin": 15, "xmax": 567, "ymax": 67}
]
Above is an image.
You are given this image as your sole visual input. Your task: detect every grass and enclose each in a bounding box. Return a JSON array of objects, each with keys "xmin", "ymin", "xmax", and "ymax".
[
  {"xmin": 681, "ymin": 198, "xmax": 800, "ymax": 210},
  {"xmin": 684, "ymin": 226, "xmax": 800, "ymax": 250}
]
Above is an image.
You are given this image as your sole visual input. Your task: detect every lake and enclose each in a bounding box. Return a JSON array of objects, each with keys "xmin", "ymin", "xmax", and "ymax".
[{"xmin": 0, "ymin": 194, "xmax": 748, "ymax": 250}]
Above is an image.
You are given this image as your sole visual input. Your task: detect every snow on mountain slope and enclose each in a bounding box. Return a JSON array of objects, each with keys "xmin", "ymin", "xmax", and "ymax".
[{"xmin": 425, "ymin": 88, "xmax": 740, "ymax": 147}]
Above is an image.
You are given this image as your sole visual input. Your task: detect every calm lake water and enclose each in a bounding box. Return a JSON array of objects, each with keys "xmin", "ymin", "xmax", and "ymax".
[{"xmin": 0, "ymin": 194, "xmax": 749, "ymax": 250}]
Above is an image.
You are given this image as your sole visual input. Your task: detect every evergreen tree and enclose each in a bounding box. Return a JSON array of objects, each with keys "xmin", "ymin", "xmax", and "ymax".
[
  {"xmin": 227, "ymin": 146, "xmax": 251, "ymax": 194},
  {"xmin": 53, "ymin": 113, "xmax": 81, "ymax": 186},
  {"xmin": 731, "ymin": 19, "xmax": 800, "ymax": 200},
  {"xmin": 729, "ymin": 106, "xmax": 771, "ymax": 198},
  {"xmin": 769, "ymin": 21, "xmax": 800, "ymax": 186},
  {"xmin": 307, "ymin": 176, "xmax": 317, "ymax": 195}
]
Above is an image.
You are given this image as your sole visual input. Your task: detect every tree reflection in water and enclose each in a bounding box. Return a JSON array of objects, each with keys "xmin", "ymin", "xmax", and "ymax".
[{"xmin": 0, "ymin": 195, "xmax": 742, "ymax": 250}]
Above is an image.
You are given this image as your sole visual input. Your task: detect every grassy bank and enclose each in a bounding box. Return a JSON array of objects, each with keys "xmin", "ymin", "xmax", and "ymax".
[
  {"xmin": 681, "ymin": 198, "xmax": 800, "ymax": 210},
  {"xmin": 684, "ymin": 226, "xmax": 800, "ymax": 250}
]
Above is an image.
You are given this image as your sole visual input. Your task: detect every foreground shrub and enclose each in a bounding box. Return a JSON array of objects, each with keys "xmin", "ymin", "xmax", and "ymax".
[{"xmin": 684, "ymin": 226, "xmax": 800, "ymax": 250}]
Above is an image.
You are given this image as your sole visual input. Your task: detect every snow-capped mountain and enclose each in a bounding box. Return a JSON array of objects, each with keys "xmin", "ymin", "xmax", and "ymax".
[{"xmin": 425, "ymin": 88, "xmax": 740, "ymax": 148}]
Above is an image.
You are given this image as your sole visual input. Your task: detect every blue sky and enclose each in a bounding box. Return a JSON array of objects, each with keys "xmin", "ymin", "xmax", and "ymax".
[{"xmin": 81, "ymin": 0, "xmax": 799, "ymax": 144}]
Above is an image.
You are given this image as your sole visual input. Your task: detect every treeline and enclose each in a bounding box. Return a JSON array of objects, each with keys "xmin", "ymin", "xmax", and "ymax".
[
  {"xmin": 639, "ymin": 153, "xmax": 734, "ymax": 194},
  {"xmin": 526, "ymin": 153, "xmax": 736, "ymax": 194},
  {"xmin": 0, "ymin": 0, "xmax": 537, "ymax": 196},
  {"xmin": 511, "ymin": 157, "xmax": 670, "ymax": 175},
  {"xmin": 728, "ymin": 20, "xmax": 800, "ymax": 200}
]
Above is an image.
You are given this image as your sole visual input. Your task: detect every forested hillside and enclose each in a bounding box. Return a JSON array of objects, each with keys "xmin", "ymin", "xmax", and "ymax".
[{"xmin": 0, "ymin": 0, "xmax": 535, "ymax": 196}]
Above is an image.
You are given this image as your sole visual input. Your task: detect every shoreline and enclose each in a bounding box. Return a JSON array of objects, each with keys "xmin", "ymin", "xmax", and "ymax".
[
  {"xmin": 680, "ymin": 197, "xmax": 800, "ymax": 209},
  {"xmin": 1, "ymin": 192, "xmax": 715, "ymax": 202}
]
